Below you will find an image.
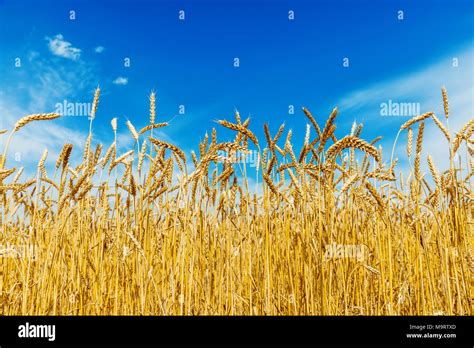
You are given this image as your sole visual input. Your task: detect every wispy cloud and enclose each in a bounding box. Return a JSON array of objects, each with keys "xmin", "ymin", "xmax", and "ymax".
[
  {"xmin": 337, "ymin": 45, "xmax": 474, "ymax": 175},
  {"xmin": 338, "ymin": 47, "xmax": 473, "ymax": 125},
  {"xmin": 0, "ymin": 95, "xmax": 87, "ymax": 179},
  {"xmin": 45, "ymin": 34, "xmax": 81, "ymax": 61},
  {"xmin": 0, "ymin": 45, "xmax": 99, "ymax": 177},
  {"xmin": 113, "ymin": 77, "xmax": 128, "ymax": 85},
  {"xmin": 94, "ymin": 46, "xmax": 105, "ymax": 53}
]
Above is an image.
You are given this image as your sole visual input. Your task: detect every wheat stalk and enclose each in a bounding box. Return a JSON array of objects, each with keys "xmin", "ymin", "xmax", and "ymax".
[
  {"xmin": 414, "ymin": 121, "xmax": 425, "ymax": 182},
  {"xmin": 90, "ymin": 87, "xmax": 100, "ymax": 120},
  {"xmin": 149, "ymin": 91, "xmax": 156, "ymax": 125},
  {"xmin": 427, "ymin": 155, "xmax": 441, "ymax": 192},
  {"xmin": 326, "ymin": 136, "xmax": 381, "ymax": 163},
  {"xmin": 126, "ymin": 120, "xmax": 139, "ymax": 142},
  {"xmin": 340, "ymin": 172, "xmax": 358, "ymax": 195},
  {"xmin": 138, "ymin": 122, "xmax": 168, "ymax": 136},
  {"xmin": 406, "ymin": 127, "xmax": 413, "ymax": 158},
  {"xmin": 13, "ymin": 113, "xmax": 60, "ymax": 132},
  {"xmin": 302, "ymin": 107, "xmax": 322, "ymax": 138},
  {"xmin": 400, "ymin": 112, "xmax": 432, "ymax": 130},
  {"xmin": 442, "ymin": 86, "xmax": 449, "ymax": 119},
  {"xmin": 431, "ymin": 113, "xmax": 451, "ymax": 142},
  {"xmin": 149, "ymin": 137, "xmax": 186, "ymax": 164}
]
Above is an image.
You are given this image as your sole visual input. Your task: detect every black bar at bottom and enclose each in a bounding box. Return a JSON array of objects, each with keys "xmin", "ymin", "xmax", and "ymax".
[{"xmin": 0, "ymin": 316, "xmax": 472, "ymax": 346}]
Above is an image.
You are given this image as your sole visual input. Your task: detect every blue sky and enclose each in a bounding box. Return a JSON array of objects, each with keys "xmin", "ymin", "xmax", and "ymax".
[{"xmin": 0, "ymin": 0, "xmax": 473, "ymax": 177}]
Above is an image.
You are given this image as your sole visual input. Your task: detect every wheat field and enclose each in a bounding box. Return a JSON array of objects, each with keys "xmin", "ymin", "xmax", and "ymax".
[{"xmin": 0, "ymin": 88, "xmax": 472, "ymax": 315}]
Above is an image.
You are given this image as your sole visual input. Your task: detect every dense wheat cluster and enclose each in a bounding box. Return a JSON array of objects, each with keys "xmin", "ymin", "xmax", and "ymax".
[{"xmin": 0, "ymin": 87, "xmax": 472, "ymax": 315}]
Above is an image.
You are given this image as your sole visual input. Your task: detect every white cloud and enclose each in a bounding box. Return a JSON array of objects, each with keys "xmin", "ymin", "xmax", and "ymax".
[
  {"xmin": 94, "ymin": 46, "xmax": 105, "ymax": 53},
  {"xmin": 113, "ymin": 77, "xmax": 128, "ymax": 85},
  {"xmin": 45, "ymin": 34, "xmax": 81, "ymax": 61}
]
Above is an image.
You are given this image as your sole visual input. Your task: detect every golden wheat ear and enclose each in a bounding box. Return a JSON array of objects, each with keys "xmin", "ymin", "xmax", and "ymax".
[
  {"xmin": 90, "ymin": 86, "xmax": 100, "ymax": 121},
  {"xmin": 14, "ymin": 113, "xmax": 60, "ymax": 132},
  {"xmin": 326, "ymin": 135, "xmax": 381, "ymax": 163},
  {"xmin": 442, "ymin": 86, "xmax": 449, "ymax": 119},
  {"xmin": 0, "ymin": 167, "xmax": 16, "ymax": 181},
  {"xmin": 149, "ymin": 91, "xmax": 156, "ymax": 124},
  {"xmin": 400, "ymin": 111, "xmax": 432, "ymax": 130},
  {"xmin": 217, "ymin": 119, "xmax": 259, "ymax": 148},
  {"xmin": 138, "ymin": 122, "xmax": 168, "ymax": 136},
  {"xmin": 302, "ymin": 107, "xmax": 322, "ymax": 138},
  {"xmin": 149, "ymin": 137, "xmax": 186, "ymax": 164},
  {"xmin": 126, "ymin": 120, "xmax": 139, "ymax": 142},
  {"xmin": 0, "ymin": 113, "xmax": 60, "ymax": 169}
]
